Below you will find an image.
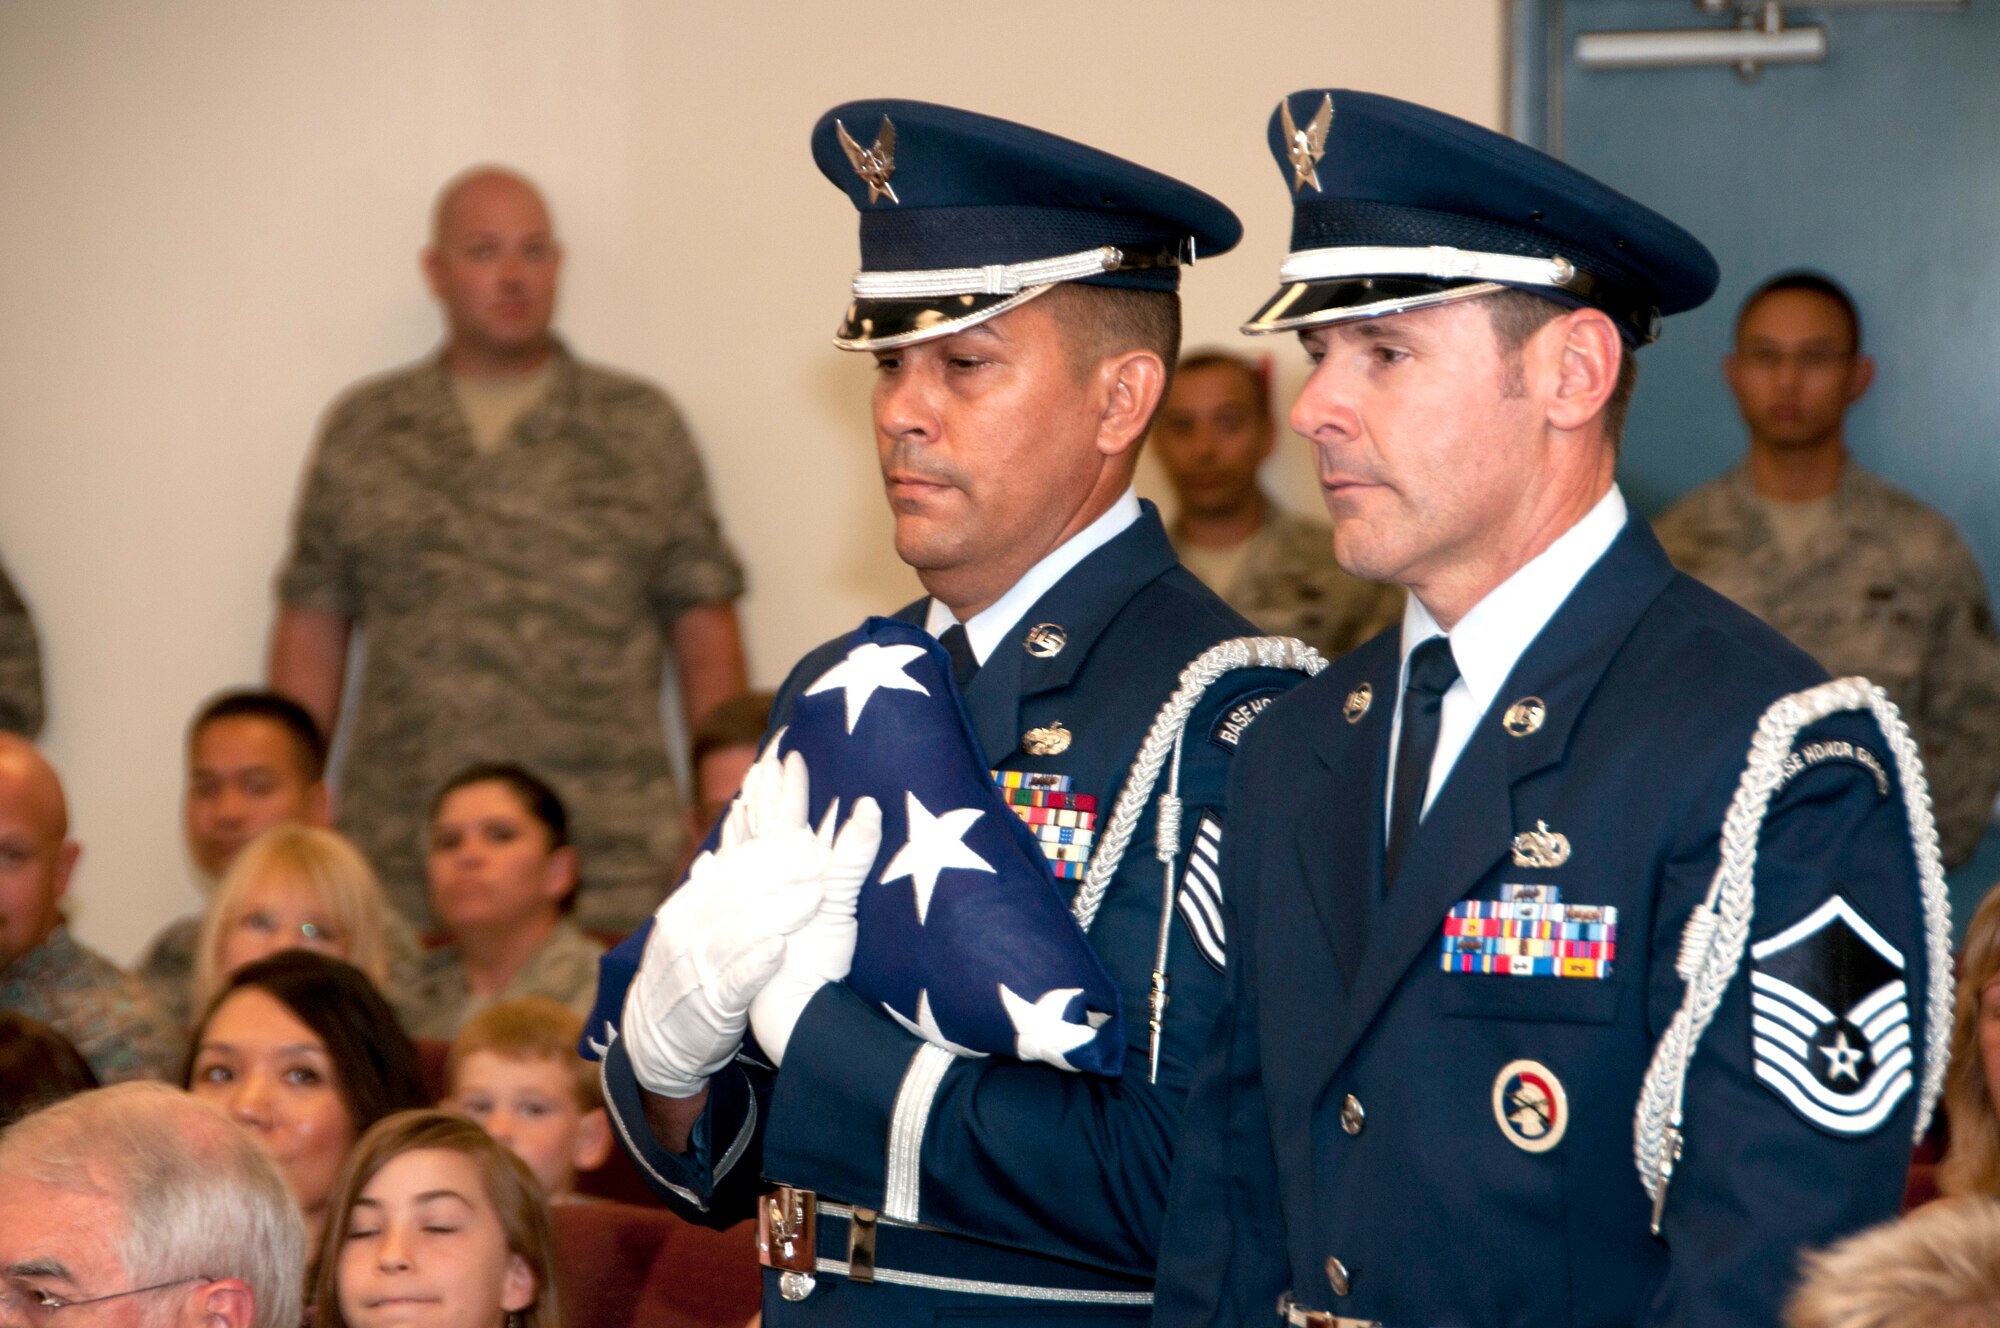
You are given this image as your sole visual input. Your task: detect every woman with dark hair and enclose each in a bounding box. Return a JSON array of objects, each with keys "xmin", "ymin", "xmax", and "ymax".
[
  {"xmin": 0, "ymin": 1011, "xmax": 98, "ymax": 1127},
  {"xmin": 184, "ymin": 950, "xmax": 428, "ymax": 1244},
  {"xmin": 406, "ymin": 764, "xmax": 603, "ymax": 1040}
]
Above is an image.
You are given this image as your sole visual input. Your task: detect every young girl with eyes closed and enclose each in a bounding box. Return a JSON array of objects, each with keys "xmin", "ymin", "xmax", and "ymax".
[{"xmin": 314, "ymin": 1110, "xmax": 562, "ymax": 1328}]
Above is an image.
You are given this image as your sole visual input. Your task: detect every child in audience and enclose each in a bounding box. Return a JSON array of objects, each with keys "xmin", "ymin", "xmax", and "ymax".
[
  {"xmin": 314, "ymin": 1108, "xmax": 561, "ymax": 1328},
  {"xmin": 445, "ymin": 996, "xmax": 612, "ymax": 1202}
]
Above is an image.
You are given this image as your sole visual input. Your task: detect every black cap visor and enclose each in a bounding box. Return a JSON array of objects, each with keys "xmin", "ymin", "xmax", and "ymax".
[{"xmin": 833, "ymin": 286, "xmax": 1055, "ymax": 351}]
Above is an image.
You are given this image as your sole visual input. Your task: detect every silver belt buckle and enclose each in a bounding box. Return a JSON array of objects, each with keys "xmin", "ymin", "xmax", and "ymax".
[
  {"xmin": 759, "ymin": 1186, "xmax": 817, "ymax": 1302},
  {"xmin": 1278, "ymin": 1291, "xmax": 1383, "ymax": 1328}
]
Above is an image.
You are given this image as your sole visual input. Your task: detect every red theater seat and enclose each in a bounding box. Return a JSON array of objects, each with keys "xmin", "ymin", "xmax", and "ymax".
[{"xmin": 550, "ymin": 1201, "xmax": 759, "ymax": 1328}]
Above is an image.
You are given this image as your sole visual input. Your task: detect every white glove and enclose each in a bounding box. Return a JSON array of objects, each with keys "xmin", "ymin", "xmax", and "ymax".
[
  {"xmin": 621, "ymin": 745, "xmax": 829, "ymax": 1098},
  {"xmin": 750, "ymin": 793, "xmax": 882, "ymax": 1067}
]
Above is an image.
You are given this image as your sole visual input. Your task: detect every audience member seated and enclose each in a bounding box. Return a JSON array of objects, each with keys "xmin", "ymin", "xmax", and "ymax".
[
  {"xmin": 0, "ymin": 1081, "xmax": 306, "ymax": 1328},
  {"xmin": 192, "ymin": 823, "xmax": 416, "ymax": 1024},
  {"xmin": 0, "ymin": 734, "xmax": 177, "ymax": 1082},
  {"xmin": 0, "ymin": 1011, "xmax": 97, "ymax": 1127},
  {"xmin": 1784, "ymin": 1197, "xmax": 2000, "ymax": 1327},
  {"xmin": 138, "ymin": 690, "xmax": 334, "ymax": 1027},
  {"xmin": 445, "ymin": 996, "xmax": 612, "ymax": 1203},
  {"xmin": 185, "ymin": 950, "xmax": 429, "ymax": 1246},
  {"xmin": 672, "ymin": 690, "xmax": 775, "ymax": 882},
  {"xmin": 313, "ymin": 1109, "xmax": 559, "ymax": 1328},
  {"xmin": 1154, "ymin": 348, "xmax": 1401, "ymax": 658},
  {"xmin": 407, "ymin": 765, "xmax": 603, "ymax": 1040},
  {"xmin": 1941, "ymin": 883, "xmax": 2000, "ymax": 1198}
]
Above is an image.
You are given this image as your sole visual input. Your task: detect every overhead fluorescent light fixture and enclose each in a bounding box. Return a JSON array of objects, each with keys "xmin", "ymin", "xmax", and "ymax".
[{"xmin": 1576, "ymin": 2, "xmax": 1826, "ymax": 78}]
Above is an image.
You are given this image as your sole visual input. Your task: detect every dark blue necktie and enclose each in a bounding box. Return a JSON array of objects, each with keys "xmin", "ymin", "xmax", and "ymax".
[
  {"xmin": 1385, "ymin": 636, "xmax": 1459, "ymax": 891},
  {"xmin": 939, "ymin": 622, "xmax": 980, "ymax": 688}
]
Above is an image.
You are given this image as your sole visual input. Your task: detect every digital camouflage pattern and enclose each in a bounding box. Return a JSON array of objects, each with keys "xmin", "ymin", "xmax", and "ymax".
[
  {"xmin": 1656, "ymin": 462, "xmax": 2000, "ymax": 866},
  {"xmin": 277, "ymin": 345, "xmax": 745, "ymax": 932},
  {"xmin": 1171, "ymin": 503, "xmax": 1402, "ymax": 661},
  {"xmin": 403, "ymin": 916, "xmax": 603, "ymax": 1041},
  {"xmin": 1, "ymin": 925, "xmax": 178, "ymax": 1083},
  {"xmin": 0, "ymin": 554, "xmax": 43, "ymax": 737}
]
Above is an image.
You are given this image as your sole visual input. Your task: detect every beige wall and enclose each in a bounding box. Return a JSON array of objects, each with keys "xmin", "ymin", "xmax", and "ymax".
[{"xmin": 0, "ymin": 2, "xmax": 1503, "ymax": 964}]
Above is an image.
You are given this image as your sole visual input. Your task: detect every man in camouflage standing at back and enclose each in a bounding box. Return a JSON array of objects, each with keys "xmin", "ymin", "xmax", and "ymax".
[
  {"xmin": 1657, "ymin": 269, "xmax": 2000, "ymax": 866},
  {"xmin": 270, "ymin": 166, "xmax": 748, "ymax": 932}
]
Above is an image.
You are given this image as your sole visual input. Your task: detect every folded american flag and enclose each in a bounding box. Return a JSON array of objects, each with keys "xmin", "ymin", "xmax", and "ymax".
[{"xmin": 778, "ymin": 617, "xmax": 1125, "ymax": 1075}]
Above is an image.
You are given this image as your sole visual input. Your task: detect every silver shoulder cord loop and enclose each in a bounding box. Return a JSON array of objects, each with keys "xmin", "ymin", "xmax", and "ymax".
[
  {"xmin": 1069, "ymin": 636, "xmax": 1328, "ymax": 1082},
  {"xmin": 1634, "ymin": 677, "xmax": 1953, "ymax": 1234}
]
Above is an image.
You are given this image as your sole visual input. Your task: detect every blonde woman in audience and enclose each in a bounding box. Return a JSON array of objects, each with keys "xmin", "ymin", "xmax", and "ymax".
[
  {"xmin": 407, "ymin": 764, "xmax": 603, "ymax": 1041},
  {"xmin": 192, "ymin": 825, "xmax": 396, "ymax": 1015},
  {"xmin": 1941, "ymin": 883, "xmax": 2000, "ymax": 1197},
  {"xmin": 313, "ymin": 1109, "xmax": 561, "ymax": 1328},
  {"xmin": 1784, "ymin": 1198, "xmax": 2000, "ymax": 1327}
]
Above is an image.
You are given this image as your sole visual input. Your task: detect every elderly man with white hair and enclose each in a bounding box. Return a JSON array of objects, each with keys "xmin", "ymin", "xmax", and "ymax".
[{"xmin": 0, "ymin": 1082, "xmax": 305, "ymax": 1328}]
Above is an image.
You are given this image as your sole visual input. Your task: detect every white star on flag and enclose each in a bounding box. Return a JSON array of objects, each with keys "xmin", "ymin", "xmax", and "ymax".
[
  {"xmin": 999, "ymin": 984, "xmax": 1099, "ymax": 1072},
  {"xmin": 881, "ymin": 791, "xmax": 992, "ymax": 923},
  {"xmin": 804, "ymin": 642, "xmax": 930, "ymax": 733},
  {"xmin": 884, "ymin": 989, "xmax": 986, "ymax": 1059}
]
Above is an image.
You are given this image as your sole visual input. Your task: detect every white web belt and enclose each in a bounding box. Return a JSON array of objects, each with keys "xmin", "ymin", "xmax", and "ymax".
[
  {"xmin": 1633, "ymin": 677, "xmax": 1953, "ymax": 1234},
  {"xmin": 1278, "ymin": 243, "xmax": 1586, "ymax": 291},
  {"xmin": 851, "ymin": 246, "xmax": 1125, "ymax": 299}
]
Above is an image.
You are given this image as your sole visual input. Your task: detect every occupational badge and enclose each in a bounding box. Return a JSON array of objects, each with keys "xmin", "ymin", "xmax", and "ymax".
[
  {"xmin": 1278, "ymin": 92, "xmax": 1333, "ymax": 193},
  {"xmin": 1493, "ymin": 1059, "xmax": 1569, "ymax": 1153},
  {"xmin": 1022, "ymin": 622, "xmax": 1067, "ymax": 658},
  {"xmin": 1502, "ymin": 696, "xmax": 1546, "ymax": 737},
  {"xmin": 1749, "ymin": 894, "xmax": 1912, "ymax": 1137},
  {"xmin": 835, "ymin": 115, "xmax": 899, "ymax": 205},
  {"xmin": 1022, "ymin": 721, "xmax": 1072, "ymax": 757},
  {"xmin": 1344, "ymin": 682, "xmax": 1372, "ymax": 724},
  {"xmin": 1510, "ymin": 820, "xmax": 1571, "ymax": 869}
]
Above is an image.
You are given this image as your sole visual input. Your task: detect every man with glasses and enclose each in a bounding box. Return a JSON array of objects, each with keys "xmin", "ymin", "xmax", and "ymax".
[
  {"xmin": 0, "ymin": 1082, "xmax": 303, "ymax": 1328},
  {"xmin": 1657, "ymin": 271, "xmax": 2000, "ymax": 866}
]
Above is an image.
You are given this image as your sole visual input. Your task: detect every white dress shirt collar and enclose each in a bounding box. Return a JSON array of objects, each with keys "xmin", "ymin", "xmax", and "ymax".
[
  {"xmin": 923, "ymin": 487, "xmax": 1143, "ymax": 662},
  {"xmin": 1390, "ymin": 485, "xmax": 1629, "ymax": 821}
]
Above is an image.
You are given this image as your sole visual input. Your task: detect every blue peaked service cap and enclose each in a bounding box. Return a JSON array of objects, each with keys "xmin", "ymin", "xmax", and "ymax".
[
  {"xmin": 813, "ymin": 98, "xmax": 1242, "ymax": 350},
  {"xmin": 1245, "ymin": 90, "xmax": 1718, "ymax": 345}
]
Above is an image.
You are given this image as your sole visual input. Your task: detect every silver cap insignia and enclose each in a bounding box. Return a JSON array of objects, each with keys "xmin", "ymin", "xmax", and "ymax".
[
  {"xmin": 1279, "ymin": 93, "xmax": 1333, "ymax": 194},
  {"xmin": 836, "ymin": 115, "xmax": 899, "ymax": 205}
]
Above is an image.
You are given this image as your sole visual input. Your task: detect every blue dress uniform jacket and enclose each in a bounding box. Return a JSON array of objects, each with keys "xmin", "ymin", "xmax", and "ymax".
[
  {"xmin": 601, "ymin": 505, "xmax": 1304, "ymax": 1323},
  {"xmin": 1152, "ymin": 518, "xmax": 1927, "ymax": 1328}
]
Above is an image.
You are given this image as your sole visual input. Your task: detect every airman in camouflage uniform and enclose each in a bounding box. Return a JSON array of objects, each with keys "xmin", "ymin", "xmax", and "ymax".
[
  {"xmin": 0, "ymin": 554, "xmax": 43, "ymax": 737},
  {"xmin": 276, "ymin": 346, "xmax": 745, "ymax": 931},
  {"xmin": 0, "ymin": 735, "xmax": 175, "ymax": 1082},
  {"xmin": 1, "ymin": 925, "xmax": 178, "ymax": 1083},
  {"xmin": 1172, "ymin": 504, "xmax": 1403, "ymax": 659},
  {"xmin": 1155, "ymin": 349, "xmax": 1399, "ymax": 660},
  {"xmin": 403, "ymin": 914, "xmax": 602, "ymax": 1041},
  {"xmin": 271, "ymin": 168, "xmax": 746, "ymax": 933},
  {"xmin": 1656, "ymin": 461, "xmax": 2000, "ymax": 865},
  {"xmin": 1656, "ymin": 269, "xmax": 2000, "ymax": 867}
]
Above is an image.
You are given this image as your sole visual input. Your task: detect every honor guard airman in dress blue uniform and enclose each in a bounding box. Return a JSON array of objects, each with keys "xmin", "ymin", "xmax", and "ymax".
[
  {"xmin": 1151, "ymin": 92, "xmax": 1947, "ymax": 1328},
  {"xmin": 589, "ymin": 101, "xmax": 1306, "ymax": 1323}
]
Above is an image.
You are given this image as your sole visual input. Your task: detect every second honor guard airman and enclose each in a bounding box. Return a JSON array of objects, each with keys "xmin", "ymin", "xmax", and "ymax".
[{"xmin": 1152, "ymin": 91, "xmax": 1949, "ymax": 1328}]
